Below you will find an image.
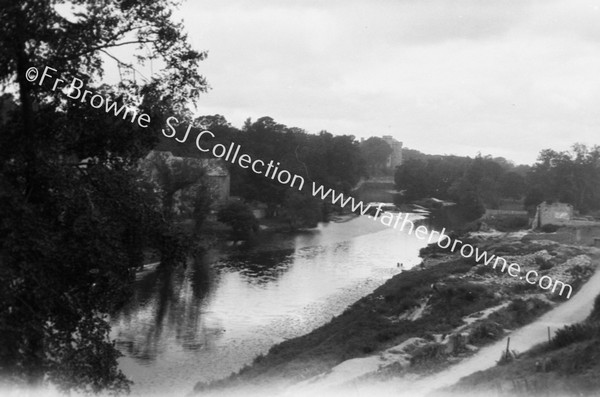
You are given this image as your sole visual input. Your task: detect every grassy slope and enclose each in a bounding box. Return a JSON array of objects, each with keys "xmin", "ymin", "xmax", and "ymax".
[{"xmin": 441, "ymin": 296, "xmax": 600, "ymax": 397}]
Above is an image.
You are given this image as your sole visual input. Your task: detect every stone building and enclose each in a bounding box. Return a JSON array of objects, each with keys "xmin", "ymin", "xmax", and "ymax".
[
  {"xmin": 381, "ymin": 135, "xmax": 403, "ymax": 169},
  {"xmin": 199, "ymin": 158, "xmax": 230, "ymax": 203},
  {"xmin": 141, "ymin": 151, "xmax": 230, "ymax": 216},
  {"xmin": 532, "ymin": 202, "xmax": 573, "ymax": 228}
]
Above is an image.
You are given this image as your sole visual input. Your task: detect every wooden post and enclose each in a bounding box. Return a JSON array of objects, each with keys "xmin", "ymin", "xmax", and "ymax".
[
  {"xmin": 506, "ymin": 337, "xmax": 511, "ymax": 358},
  {"xmin": 547, "ymin": 326, "xmax": 551, "ymax": 343}
]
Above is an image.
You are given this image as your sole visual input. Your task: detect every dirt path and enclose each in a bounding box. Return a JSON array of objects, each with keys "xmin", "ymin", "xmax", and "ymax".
[
  {"xmin": 281, "ymin": 265, "xmax": 600, "ymax": 397},
  {"xmin": 417, "ymin": 266, "xmax": 600, "ymax": 395},
  {"xmin": 357, "ymin": 265, "xmax": 600, "ymax": 397}
]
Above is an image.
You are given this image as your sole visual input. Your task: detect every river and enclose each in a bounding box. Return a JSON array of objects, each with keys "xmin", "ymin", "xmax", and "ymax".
[{"xmin": 110, "ymin": 214, "xmax": 430, "ymax": 396}]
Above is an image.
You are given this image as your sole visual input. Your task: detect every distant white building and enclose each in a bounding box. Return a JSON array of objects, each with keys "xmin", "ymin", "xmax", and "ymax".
[{"xmin": 381, "ymin": 135, "xmax": 403, "ymax": 169}]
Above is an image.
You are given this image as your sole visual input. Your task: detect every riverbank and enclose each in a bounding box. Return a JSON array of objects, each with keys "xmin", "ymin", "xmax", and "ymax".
[
  {"xmin": 437, "ymin": 275, "xmax": 600, "ymax": 397},
  {"xmin": 112, "ymin": 214, "xmax": 427, "ymax": 396},
  {"xmin": 193, "ymin": 227, "xmax": 600, "ymax": 396}
]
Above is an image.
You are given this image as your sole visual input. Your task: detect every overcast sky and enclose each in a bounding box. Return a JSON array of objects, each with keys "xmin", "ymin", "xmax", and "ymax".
[{"xmin": 172, "ymin": 0, "xmax": 600, "ymax": 165}]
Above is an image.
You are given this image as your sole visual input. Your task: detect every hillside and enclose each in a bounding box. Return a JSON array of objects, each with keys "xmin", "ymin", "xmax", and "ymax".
[
  {"xmin": 194, "ymin": 228, "xmax": 600, "ymax": 396},
  {"xmin": 439, "ymin": 295, "xmax": 600, "ymax": 397}
]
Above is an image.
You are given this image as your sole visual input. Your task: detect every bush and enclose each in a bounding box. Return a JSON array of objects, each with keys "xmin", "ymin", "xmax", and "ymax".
[
  {"xmin": 410, "ymin": 343, "xmax": 447, "ymax": 366},
  {"xmin": 550, "ymin": 323, "xmax": 600, "ymax": 349},
  {"xmin": 540, "ymin": 224, "xmax": 560, "ymax": 233},
  {"xmin": 469, "ymin": 321, "xmax": 504, "ymax": 345},
  {"xmin": 217, "ymin": 201, "xmax": 258, "ymax": 240},
  {"xmin": 425, "ymin": 282, "xmax": 498, "ymax": 332},
  {"xmin": 474, "ymin": 265, "xmax": 495, "ymax": 276},
  {"xmin": 511, "ymin": 281, "xmax": 539, "ymax": 294},
  {"xmin": 537, "ymin": 258, "xmax": 554, "ymax": 271},
  {"xmin": 489, "ymin": 298, "xmax": 551, "ymax": 329}
]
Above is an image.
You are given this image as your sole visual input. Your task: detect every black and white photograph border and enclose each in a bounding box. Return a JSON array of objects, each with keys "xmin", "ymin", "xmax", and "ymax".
[{"xmin": 2, "ymin": 1, "xmax": 600, "ymax": 396}]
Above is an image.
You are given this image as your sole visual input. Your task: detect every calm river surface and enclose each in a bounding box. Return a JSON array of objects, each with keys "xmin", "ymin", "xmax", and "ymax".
[{"xmin": 110, "ymin": 214, "xmax": 431, "ymax": 396}]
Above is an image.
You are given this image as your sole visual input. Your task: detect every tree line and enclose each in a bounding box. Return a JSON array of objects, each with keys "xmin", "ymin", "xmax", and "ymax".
[
  {"xmin": 395, "ymin": 144, "xmax": 600, "ymax": 220},
  {"xmin": 157, "ymin": 116, "xmax": 400, "ymax": 230}
]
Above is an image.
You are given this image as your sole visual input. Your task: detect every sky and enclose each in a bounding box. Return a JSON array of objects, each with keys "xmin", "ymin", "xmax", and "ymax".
[
  {"xmin": 164, "ymin": 0, "xmax": 600, "ymax": 165},
  {"xmin": 49, "ymin": 0, "xmax": 593, "ymax": 165}
]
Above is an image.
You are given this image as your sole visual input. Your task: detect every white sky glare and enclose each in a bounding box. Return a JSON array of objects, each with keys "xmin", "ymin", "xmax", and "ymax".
[{"xmin": 175, "ymin": 0, "xmax": 600, "ymax": 165}]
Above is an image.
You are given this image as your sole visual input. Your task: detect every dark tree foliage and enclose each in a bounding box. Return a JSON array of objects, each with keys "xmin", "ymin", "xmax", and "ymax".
[
  {"xmin": 280, "ymin": 191, "xmax": 322, "ymax": 230},
  {"xmin": 395, "ymin": 159, "xmax": 429, "ymax": 201},
  {"xmin": 396, "ymin": 144, "xmax": 600, "ymax": 218},
  {"xmin": 498, "ymin": 171, "xmax": 527, "ymax": 200},
  {"xmin": 359, "ymin": 136, "xmax": 393, "ymax": 175},
  {"xmin": 0, "ymin": 0, "xmax": 206, "ymax": 393},
  {"xmin": 217, "ymin": 202, "xmax": 258, "ymax": 241},
  {"xmin": 144, "ymin": 151, "xmax": 207, "ymax": 220},
  {"xmin": 192, "ymin": 183, "xmax": 213, "ymax": 237},
  {"xmin": 182, "ymin": 115, "xmax": 366, "ymax": 219},
  {"xmin": 395, "ymin": 154, "xmax": 510, "ymax": 218},
  {"xmin": 525, "ymin": 144, "xmax": 600, "ymax": 214},
  {"xmin": 524, "ymin": 187, "xmax": 545, "ymax": 213},
  {"xmin": 395, "ymin": 156, "xmax": 472, "ymax": 203}
]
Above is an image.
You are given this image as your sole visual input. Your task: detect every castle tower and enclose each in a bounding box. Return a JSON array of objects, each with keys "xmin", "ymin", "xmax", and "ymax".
[{"xmin": 381, "ymin": 135, "xmax": 403, "ymax": 169}]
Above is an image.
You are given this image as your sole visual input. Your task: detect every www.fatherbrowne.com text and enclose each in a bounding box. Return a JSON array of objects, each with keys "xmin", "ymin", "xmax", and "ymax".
[{"xmin": 26, "ymin": 65, "xmax": 574, "ymax": 299}]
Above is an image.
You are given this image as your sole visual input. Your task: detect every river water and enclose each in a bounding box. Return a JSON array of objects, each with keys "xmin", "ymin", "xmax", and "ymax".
[{"xmin": 110, "ymin": 214, "xmax": 430, "ymax": 396}]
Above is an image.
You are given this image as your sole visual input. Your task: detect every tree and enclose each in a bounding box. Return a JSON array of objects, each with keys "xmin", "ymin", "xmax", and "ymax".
[
  {"xmin": 142, "ymin": 151, "xmax": 207, "ymax": 220},
  {"xmin": 0, "ymin": 0, "xmax": 206, "ymax": 393},
  {"xmin": 217, "ymin": 202, "xmax": 258, "ymax": 241},
  {"xmin": 498, "ymin": 171, "xmax": 526, "ymax": 200},
  {"xmin": 524, "ymin": 187, "xmax": 544, "ymax": 213},
  {"xmin": 395, "ymin": 158, "xmax": 429, "ymax": 201},
  {"xmin": 220, "ymin": 118, "xmax": 366, "ymax": 217},
  {"xmin": 448, "ymin": 178, "xmax": 485, "ymax": 221},
  {"xmin": 526, "ymin": 144, "xmax": 600, "ymax": 214},
  {"xmin": 280, "ymin": 191, "xmax": 322, "ymax": 230},
  {"xmin": 360, "ymin": 137, "xmax": 392, "ymax": 175},
  {"xmin": 191, "ymin": 183, "xmax": 213, "ymax": 237}
]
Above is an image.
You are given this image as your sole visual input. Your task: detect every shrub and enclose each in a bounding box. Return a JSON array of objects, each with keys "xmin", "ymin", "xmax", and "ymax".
[
  {"xmin": 474, "ymin": 265, "xmax": 495, "ymax": 276},
  {"xmin": 538, "ymin": 260, "xmax": 554, "ymax": 271},
  {"xmin": 489, "ymin": 298, "xmax": 551, "ymax": 328},
  {"xmin": 511, "ymin": 282, "xmax": 539, "ymax": 294},
  {"xmin": 550, "ymin": 323, "xmax": 600, "ymax": 349},
  {"xmin": 469, "ymin": 321, "xmax": 504, "ymax": 345},
  {"xmin": 410, "ymin": 343, "xmax": 447, "ymax": 365},
  {"xmin": 425, "ymin": 282, "xmax": 498, "ymax": 332},
  {"xmin": 217, "ymin": 201, "xmax": 258, "ymax": 240},
  {"xmin": 551, "ymin": 276, "xmax": 584, "ymax": 302}
]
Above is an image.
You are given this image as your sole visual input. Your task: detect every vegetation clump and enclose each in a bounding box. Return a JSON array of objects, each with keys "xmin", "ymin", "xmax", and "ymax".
[
  {"xmin": 217, "ymin": 202, "xmax": 259, "ymax": 240},
  {"xmin": 551, "ymin": 324, "xmax": 600, "ymax": 350}
]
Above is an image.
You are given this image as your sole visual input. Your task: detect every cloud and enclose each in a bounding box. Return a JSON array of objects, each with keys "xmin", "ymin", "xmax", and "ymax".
[{"xmin": 175, "ymin": 0, "xmax": 600, "ymax": 164}]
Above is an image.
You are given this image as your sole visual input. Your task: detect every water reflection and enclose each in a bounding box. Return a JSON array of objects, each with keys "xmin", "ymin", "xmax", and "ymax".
[
  {"xmin": 114, "ymin": 257, "xmax": 211, "ymax": 361},
  {"xmin": 111, "ymin": 214, "xmax": 432, "ymax": 396},
  {"xmin": 215, "ymin": 249, "xmax": 295, "ymax": 285}
]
